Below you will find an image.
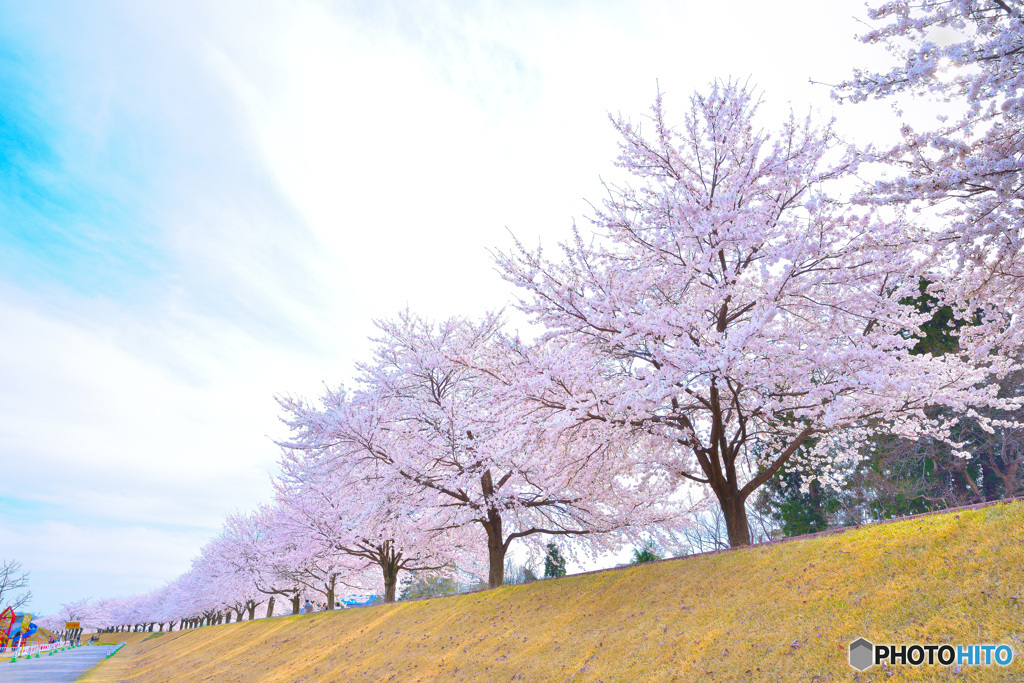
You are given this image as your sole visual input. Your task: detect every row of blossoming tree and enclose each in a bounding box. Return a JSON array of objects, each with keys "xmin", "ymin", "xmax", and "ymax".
[{"xmin": 41, "ymin": 0, "xmax": 1024, "ymax": 632}]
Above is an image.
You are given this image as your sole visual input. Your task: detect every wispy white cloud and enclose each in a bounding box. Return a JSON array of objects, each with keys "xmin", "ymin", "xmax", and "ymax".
[{"xmin": 0, "ymin": 0, "xmax": 900, "ymax": 613}]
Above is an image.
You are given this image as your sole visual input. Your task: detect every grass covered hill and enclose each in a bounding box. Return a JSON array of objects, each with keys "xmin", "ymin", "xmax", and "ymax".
[{"xmin": 79, "ymin": 501, "xmax": 1024, "ymax": 682}]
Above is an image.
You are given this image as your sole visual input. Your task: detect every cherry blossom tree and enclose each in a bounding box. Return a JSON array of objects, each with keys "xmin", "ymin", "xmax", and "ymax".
[
  {"xmin": 145, "ymin": 585, "xmax": 181, "ymax": 632},
  {"xmin": 836, "ymin": 0, "xmax": 1024, "ymax": 343},
  {"xmin": 216, "ymin": 508, "xmax": 303, "ymax": 617},
  {"xmin": 37, "ymin": 598, "xmax": 90, "ymax": 634},
  {"xmin": 197, "ymin": 533, "xmax": 267, "ymax": 622},
  {"xmin": 261, "ymin": 505, "xmax": 363, "ymax": 611},
  {"xmin": 279, "ymin": 311, "xmax": 677, "ymax": 588},
  {"xmin": 275, "ymin": 443, "xmax": 462, "ymax": 603},
  {"xmin": 496, "ymin": 79, "xmax": 1017, "ymax": 547}
]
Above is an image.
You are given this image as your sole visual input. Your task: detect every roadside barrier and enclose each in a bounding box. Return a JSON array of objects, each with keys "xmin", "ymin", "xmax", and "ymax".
[
  {"xmin": 106, "ymin": 642, "xmax": 126, "ymax": 659},
  {"xmin": 5, "ymin": 639, "xmax": 73, "ymax": 662}
]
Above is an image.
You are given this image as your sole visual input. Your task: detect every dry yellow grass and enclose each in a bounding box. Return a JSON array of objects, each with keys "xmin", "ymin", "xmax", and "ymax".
[
  {"xmin": 91, "ymin": 632, "xmax": 155, "ymax": 647},
  {"xmin": 78, "ymin": 501, "xmax": 1024, "ymax": 682}
]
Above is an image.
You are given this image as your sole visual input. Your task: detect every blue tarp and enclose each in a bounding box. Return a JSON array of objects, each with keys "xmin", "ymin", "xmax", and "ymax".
[{"xmin": 341, "ymin": 595, "xmax": 377, "ymax": 607}]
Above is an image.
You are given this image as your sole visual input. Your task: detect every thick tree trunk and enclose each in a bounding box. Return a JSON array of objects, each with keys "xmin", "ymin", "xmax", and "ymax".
[
  {"xmin": 290, "ymin": 594, "xmax": 301, "ymax": 615},
  {"xmin": 382, "ymin": 561, "xmax": 399, "ymax": 603},
  {"xmin": 247, "ymin": 603, "xmax": 256, "ymax": 620},
  {"xmin": 225, "ymin": 611, "xmax": 232, "ymax": 624},
  {"xmin": 481, "ymin": 469, "xmax": 508, "ymax": 588},
  {"xmin": 718, "ymin": 488, "xmax": 751, "ymax": 547},
  {"xmin": 266, "ymin": 596, "xmax": 275, "ymax": 618},
  {"xmin": 326, "ymin": 578, "xmax": 336, "ymax": 610},
  {"xmin": 486, "ymin": 530, "xmax": 506, "ymax": 588},
  {"xmin": 481, "ymin": 513, "xmax": 507, "ymax": 588}
]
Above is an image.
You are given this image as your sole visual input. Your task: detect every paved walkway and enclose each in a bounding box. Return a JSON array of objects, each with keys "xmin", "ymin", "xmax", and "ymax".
[{"xmin": 0, "ymin": 646, "xmax": 116, "ymax": 682}]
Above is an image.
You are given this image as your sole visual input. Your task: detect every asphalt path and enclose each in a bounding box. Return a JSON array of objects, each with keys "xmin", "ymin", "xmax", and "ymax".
[{"xmin": 0, "ymin": 646, "xmax": 117, "ymax": 682}]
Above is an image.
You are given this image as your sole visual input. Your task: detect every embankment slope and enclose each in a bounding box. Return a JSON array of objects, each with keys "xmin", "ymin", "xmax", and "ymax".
[{"xmin": 79, "ymin": 501, "xmax": 1024, "ymax": 682}]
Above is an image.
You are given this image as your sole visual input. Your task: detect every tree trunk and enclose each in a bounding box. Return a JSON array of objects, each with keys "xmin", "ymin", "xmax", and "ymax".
[
  {"xmin": 290, "ymin": 594, "xmax": 301, "ymax": 615},
  {"xmin": 481, "ymin": 513, "xmax": 507, "ymax": 588},
  {"xmin": 266, "ymin": 596, "xmax": 275, "ymax": 618},
  {"xmin": 982, "ymin": 453, "xmax": 1001, "ymax": 501},
  {"xmin": 225, "ymin": 611, "xmax": 232, "ymax": 624},
  {"xmin": 382, "ymin": 561, "xmax": 399, "ymax": 603},
  {"xmin": 487, "ymin": 530, "xmax": 507, "ymax": 588},
  {"xmin": 718, "ymin": 488, "xmax": 751, "ymax": 547},
  {"xmin": 481, "ymin": 469, "xmax": 508, "ymax": 588},
  {"xmin": 247, "ymin": 603, "xmax": 256, "ymax": 620},
  {"xmin": 326, "ymin": 578, "xmax": 336, "ymax": 610}
]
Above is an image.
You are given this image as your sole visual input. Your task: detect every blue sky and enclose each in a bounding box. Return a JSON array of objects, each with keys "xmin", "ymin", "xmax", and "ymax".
[
  {"xmin": 0, "ymin": 39, "xmax": 163, "ymax": 298},
  {"xmin": 0, "ymin": 0, "xmax": 896, "ymax": 615}
]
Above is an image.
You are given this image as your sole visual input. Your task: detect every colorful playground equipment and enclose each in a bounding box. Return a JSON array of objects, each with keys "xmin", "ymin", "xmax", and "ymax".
[
  {"xmin": 0, "ymin": 607, "xmax": 76, "ymax": 662},
  {"xmin": 0, "ymin": 608, "xmax": 14, "ymax": 648},
  {"xmin": 4, "ymin": 610, "xmax": 38, "ymax": 646}
]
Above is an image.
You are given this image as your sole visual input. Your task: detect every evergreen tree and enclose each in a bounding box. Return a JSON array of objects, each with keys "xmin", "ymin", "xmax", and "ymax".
[
  {"xmin": 543, "ymin": 543, "xmax": 566, "ymax": 579},
  {"xmin": 629, "ymin": 543, "xmax": 660, "ymax": 564},
  {"xmin": 757, "ymin": 469, "xmax": 839, "ymax": 538}
]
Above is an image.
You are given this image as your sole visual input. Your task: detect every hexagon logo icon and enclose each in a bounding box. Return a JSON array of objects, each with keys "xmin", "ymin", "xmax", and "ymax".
[{"xmin": 849, "ymin": 638, "xmax": 874, "ymax": 671}]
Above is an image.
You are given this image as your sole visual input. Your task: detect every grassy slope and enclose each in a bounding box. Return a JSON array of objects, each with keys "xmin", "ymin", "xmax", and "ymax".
[
  {"xmin": 78, "ymin": 502, "xmax": 1024, "ymax": 682},
  {"xmin": 91, "ymin": 632, "xmax": 153, "ymax": 647}
]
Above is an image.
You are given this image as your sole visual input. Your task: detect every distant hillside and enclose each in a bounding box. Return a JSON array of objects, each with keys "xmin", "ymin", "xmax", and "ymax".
[{"xmin": 79, "ymin": 501, "xmax": 1024, "ymax": 682}]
